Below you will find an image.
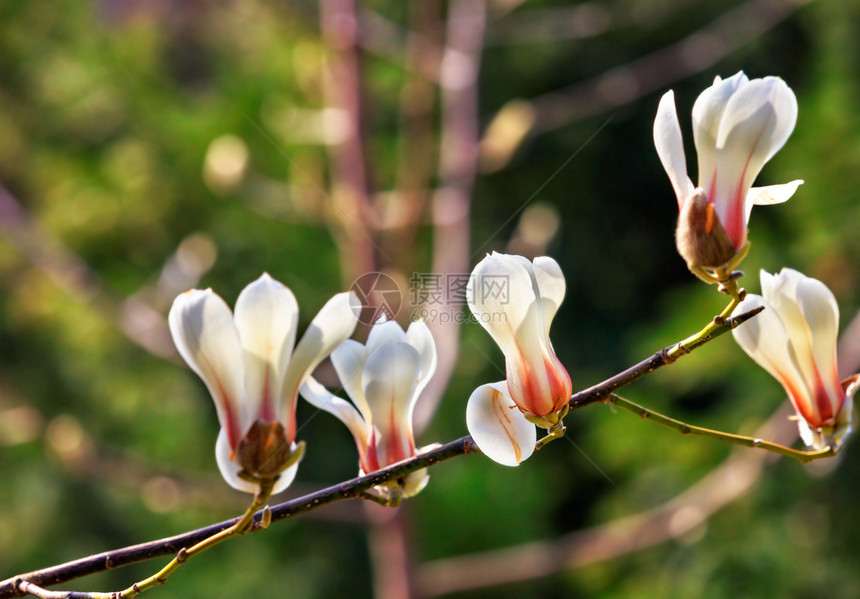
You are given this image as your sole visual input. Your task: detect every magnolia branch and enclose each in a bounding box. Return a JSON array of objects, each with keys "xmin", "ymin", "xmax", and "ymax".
[{"xmin": 0, "ymin": 305, "xmax": 761, "ymax": 599}]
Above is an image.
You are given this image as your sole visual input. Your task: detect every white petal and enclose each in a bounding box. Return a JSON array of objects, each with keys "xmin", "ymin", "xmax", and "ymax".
[
  {"xmin": 692, "ymin": 72, "xmax": 748, "ymax": 191},
  {"xmin": 532, "ymin": 256, "xmax": 566, "ymax": 333},
  {"xmin": 406, "ymin": 319, "xmax": 438, "ymax": 395},
  {"xmin": 748, "ymin": 180, "xmax": 803, "ymax": 206},
  {"xmin": 362, "ymin": 340, "xmax": 421, "ymax": 466},
  {"xmin": 793, "ymin": 273, "xmax": 842, "ymax": 410},
  {"xmin": 653, "ymin": 91, "xmax": 694, "ymax": 206},
  {"xmin": 331, "ymin": 339, "xmax": 372, "ymax": 423},
  {"xmin": 365, "ymin": 320, "xmax": 408, "ymax": 355},
  {"xmin": 467, "ymin": 253, "xmax": 561, "ymax": 415},
  {"xmin": 234, "ymin": 274, "xmax": 298, "ymax": 428},
  {"xmin": 732, "ymin": 293, "xmax": 810, "ymax": 415},
  {"xmin": 467, "ymin": 253, "xmax": 539, "ymax": 360},
  {"xmin": 169, "ymin": 289, "xmax": 245, "ymax": 449},
  {"xmin": 466, "ymin": 382, "xmax": 536, "ymax": 466},
  {"xmin": 717, "ymin": 77, "xmax": 797, "ymax": 169},
  {"xmin": 215, "ymin": 429, "xmax": 300, "ymax": 495},
  {"xmin": 282, "ymin": 291, "xmax": 361, "ymax": 432},
  {"xmin": 713, "ymin": 78, "xmax": 797, "ymax": 228},
  {"xmin": 299, "ymin": 377, "xmax": 369, "ymax": 455}
]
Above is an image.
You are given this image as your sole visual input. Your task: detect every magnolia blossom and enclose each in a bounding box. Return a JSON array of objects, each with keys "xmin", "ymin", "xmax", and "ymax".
[
  {"xmin": 466, "ymin": 253, "xmax": 572, "ymax": 466},
  {"xmin": 169, "ymin": 274, "xmax": 359, "ymax": 494},
  {"xmin": 300, "ymin": 319, "xmax": 437, "ymax": 499},
  {"xmin": 733, "ymin": 269, "xmax": 857, "ymax": 449},
  {"xmin": 653, "ymin": 72, "xmax": 802, "ymax": 273}
]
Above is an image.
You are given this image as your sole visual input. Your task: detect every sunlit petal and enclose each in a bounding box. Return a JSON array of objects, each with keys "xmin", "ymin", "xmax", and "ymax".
[
  {"xmin": 654, "ymin": 91, "xmax": 694, "ymax": 207},
  {"xmin": 169, "ymin": 289, "xmax": 245, "ymax": 449},
  {"xmin": 466, "ymin": 382, "xmax": 536, "ymax": 466},
  {"xmin": 234, "ymin": 274, "xmax": 298, "ymax": 427}
]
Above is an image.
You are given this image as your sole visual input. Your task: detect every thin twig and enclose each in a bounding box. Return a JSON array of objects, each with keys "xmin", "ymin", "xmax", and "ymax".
[
  {"xmin": 567, "ymin": 304, "xmax": 763, "ymax": 412},
  {"xmin": 607, "ymin": 393, "xmax": 834, "ymax": 463},
  {"xmin": 0, "ymin": 437, "xmax": 477, "ymax": 598}
]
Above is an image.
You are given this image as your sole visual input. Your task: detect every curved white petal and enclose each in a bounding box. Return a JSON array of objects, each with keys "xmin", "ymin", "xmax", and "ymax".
[
  {"xmin": 331, "ymin": 339, "xmax": 371, "ymax": 423},
  {"xmin": 712, "ymin": 78, "xmax": 797, "ymax": 239},
  {"xmin": 467, "ymin": 253, "xmax": 539, "ymax": 361},
  {"xmin": 748, "ymin": 180, "xmax": 804, "ymax": 206},
  {"xmin": 468, "ymin": 253, "xmax": 569, "ymax": 416},
  {"xmin": 366, "ymin": 320, "xmax": 408, "ymax": 355},
  {"xmin": 405, "ymin": 319, "xmax": 438, "ymax": 395},
  {"xmin": 732, "ymin": 294, "xmax": 809, "ymax": 413},
  {"xmin": 716, "ymin": 77, "xmax": 797, "ymax": 169},
  {"xmin": 793, "ymin": 273, "xmax": 842, "ymax": 409},
  {"xmin": 282, "ymin": 291, "xmax": 361, "ymax": 433},
  {"xmin": 169, "ymin": 289, "xmax": 245, "ymax": 449},
  {"xmin": 466, "ymin": 382, "xmax": 536, "ymax": 466},
  {"xmin": 234, "ymin": 274, "xmax": 299, "ymax": 428},
  {"xmin": 532, "ymin": 256, "xmax": 566, "ymax": 333},
  {"xmin": 215, "ymin": 429, "xmax": 300, "ymax": 495},
  {"xmin": 692, "ymin": 71, "xmax": 748, "ymax": 192},
  {"xmin": 653, "ymin": 91, "xmax": 694, "ymax": 206},
  {"xmin": 362, "ymin": 340, "xmax": 421, "ymax": 467},
  {"xmin": 299, "ymin": 377, "xmax": 369, "ymax": 458}
]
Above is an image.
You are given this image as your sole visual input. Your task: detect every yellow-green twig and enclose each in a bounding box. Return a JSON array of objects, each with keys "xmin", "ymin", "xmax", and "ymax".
[
  {"xmin": 606, "ymin": 393, "xmax": 835, "ymax": 463},
  {"xmin": 120, "ymin": 479, "xmax": 275, "ymax": 598}
]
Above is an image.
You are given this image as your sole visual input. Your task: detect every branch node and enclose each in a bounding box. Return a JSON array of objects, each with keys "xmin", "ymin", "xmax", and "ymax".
[{"xmin": 176, "ymin": 548, "xmax": 188, "ymax": 564}]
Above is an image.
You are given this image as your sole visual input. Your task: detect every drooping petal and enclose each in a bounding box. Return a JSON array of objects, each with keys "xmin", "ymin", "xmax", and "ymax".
[
  {"xmin": 331, "ymin": 339, "xmax": 372, "ymax": 424},
  {"xmin": 654, "ymin": 90, "xmax": 694, "ymax": 207},
  {"xmin": 169, "ymin": 289, "xmax": 245, "ymax": 450},
  {"xmin": 362, "ymin": 340, "xmax": 421, "ymax": 467},
  {"xmin": 234, "ymin": 274, "xmax": 299, "ymax": 428},
  {"xmin": 747, "ymin": 180, "xmax": 804, "ymax": 206},
  {"xmin": 466, "ymin": 382, "xmax": 536, "ymax": 466},
  {"xmin": 215, "ymin": 428, "xmax": 300, "ymax": 495},
  {"xmin": 300, "ymin": 377, "xmax": 370, "ymax": 469},
  {"xmin": 281, "ymin": 291, "xmax": 361, "ymax": 438}
]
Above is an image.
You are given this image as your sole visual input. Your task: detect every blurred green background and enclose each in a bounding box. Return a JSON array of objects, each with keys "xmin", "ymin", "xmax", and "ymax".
[{"xmin": 2, "ymin": 0, "xmax": 860, "ymax": 598}]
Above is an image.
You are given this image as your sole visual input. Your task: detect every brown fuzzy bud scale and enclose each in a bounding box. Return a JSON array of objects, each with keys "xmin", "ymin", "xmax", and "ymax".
[
  {"xmin": 675, "ymin": 189, "xmax": 737, "ymax": 270},
  {"xmin": 236, "ymin": 420, "xmax": 294, "ymax": 480}
]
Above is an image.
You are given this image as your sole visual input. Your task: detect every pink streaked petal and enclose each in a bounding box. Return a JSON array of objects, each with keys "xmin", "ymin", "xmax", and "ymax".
[
  {"xmin": 168, "ymin": 289, "xmax": 244, "ymax": 449},
  {"xmin": 692, "ymin": 72, "xmax": 748, "ymax": 191},
  {"xmin": 362, "ymin": 340, "xmax": 421, "ymax": 467},
  {"xmin": 234, "ymin": 274, "xmax": 299, "ymax": 428}
]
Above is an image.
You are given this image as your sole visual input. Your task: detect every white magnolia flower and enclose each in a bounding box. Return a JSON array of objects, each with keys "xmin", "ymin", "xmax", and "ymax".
[
  {"xmin": 465, "ymin": 253, "xmax": 572, "ymax": 466},
  {"xmin": 654, "ymin": 72, "xmax": 801, "ymax": 271},
  {"xmin": 733, "ymin": 268, "xmax": 856, "ymax": 449},
  {"xmin": 169, "ymin": 274, "xmax": 359, "ymax": 494},
  {"xmin": 300, "ymin": 319, "xmax": 437, "ymax": 499}
]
